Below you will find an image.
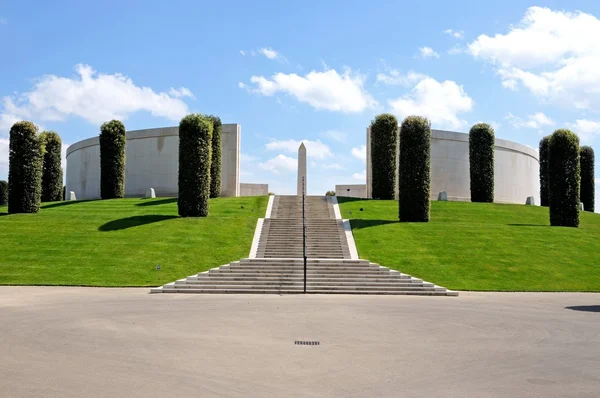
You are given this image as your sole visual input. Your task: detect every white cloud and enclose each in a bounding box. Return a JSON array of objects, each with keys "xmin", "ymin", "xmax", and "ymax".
[
  {"xmin": 444, "ymin": 29, "xmax": 464, "ymax": 39},
  {"xmin": 352, "ymin": 170, "xmax": 366, "ymax": 181},
  {"xmin": 376, "ymin": 69, "xmax": 427, "ymax": 86},
  {"xmin": 61, "ymin": 142, "xmax": 70, "ymax": 171},
  {"xmin": 259, "ymin": 47, "xmax": 286, "ymax": 62},
  {"xmin": 321, "ymin": 130, "xmax": 347, "ymax": 143},
  {"xmin": 259, "ymin": 47, "xmax": 278, "ymax": 59},
  {"xmin": 0, "ymin": 137, "xmax": 8, "ymax": 177},
  {"xmin": 259, "ymin": 154, "xmax": 297, "ymax": 174},
  {"xmin": 0, "ymin": 64, "xmax": 192, "ymax": 133},
  {"xmin": 0, "ymin": 113, "xmax": 19, "ymax": 134},
  {"xmin": 168, "ymin": 87, "xmax": 195, "ymax": 99},
  {"xmin": 568, "ymin": 119, "xmax": 600, "ymax": 142},
  {"xmin": 351, "ymin": 145, "xmax": 366, "ymax": 161},
  {"xmin": 323, "ymin": 163, "xmax": 344, "ymax": 170},
  {"xmin": 0, "ymin": 18, "xmax": 6, "ymax": 25},
  {"xmin": 447, "ymin": 45, "xmax": 465, "ymax": 55},
  {"xmin": 474, "ymin": 120, "xmax": 501, "ymax": 132},
  {"xmin": 239, "ymin": 50, "xmax": 246, "ymax": 56},
  {"xmin": 266, "ymin": 138, "xmax": 332, "ymax": 159},
  {"xmin": 389, "ymin": 76, "xmax": 474, "ymax": 130},
  {"xmin": 419, "ymin": 47, "xmax": 440, "ymax": 59},
  {"xmin": 244, "ymin": 68, "xmax": 377, "ymax": 113},
  {"xmin": 506, "ymin": 112, "xmax": 554, "ymax": 129},
  {"xmin": 468, "ymin": 6, "xmax": 600, "ymax": 110}
]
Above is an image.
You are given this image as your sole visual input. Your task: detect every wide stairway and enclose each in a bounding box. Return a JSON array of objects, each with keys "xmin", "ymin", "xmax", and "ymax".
[
  {"xmin": 256, "ymin": 196, "xmax": 350, "ymax": 258},
  {"xmin": 152, "ymin": 195, "xmax": 457, "ymax": 296}
]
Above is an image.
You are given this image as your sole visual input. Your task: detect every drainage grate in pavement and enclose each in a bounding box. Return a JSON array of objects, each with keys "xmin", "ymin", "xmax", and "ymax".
[{"xmin": 295, "ymin": 341, "xmax": 320, "ymax": 346}]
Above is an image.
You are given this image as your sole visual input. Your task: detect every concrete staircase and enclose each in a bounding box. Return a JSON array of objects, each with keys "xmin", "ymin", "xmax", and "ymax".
[
  {"xmin": 256, "ymin": 195, "xmax": 349, "ymax": 258},
  {"xmin": 151, "ymin": 258, "xmax": 457, "ymax": 295},
  {"xmin": 151, "ymin": 194, "xmax": 457, "ymax": 296}
]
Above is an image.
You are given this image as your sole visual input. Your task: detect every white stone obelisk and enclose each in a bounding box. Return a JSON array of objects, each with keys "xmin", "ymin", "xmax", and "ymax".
[{"xmin": 297, "ymin": 142, "xmax": 307, "ymax": 196}]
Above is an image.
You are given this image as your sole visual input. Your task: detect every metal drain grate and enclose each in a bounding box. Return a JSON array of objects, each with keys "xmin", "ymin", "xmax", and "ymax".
[{"xmin": 295, "ymin": 341, "xmax": 320, "ymax": 346}]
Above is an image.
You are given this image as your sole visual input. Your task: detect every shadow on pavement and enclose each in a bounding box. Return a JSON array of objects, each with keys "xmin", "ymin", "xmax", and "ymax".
[{"xmin": 565, "ymin": 305, "xmax": 600, "ymax": 313}]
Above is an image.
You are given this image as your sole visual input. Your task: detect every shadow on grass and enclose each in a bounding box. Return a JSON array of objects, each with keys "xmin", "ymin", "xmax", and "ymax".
[
  {"xmin": 41, "ymin": 200, "xmax": 101, "ymax": 209},
  {"xmin": 507, "ymin": 223, "xmax": 550, "ymax": 227},
  {"xmin": 565, "ymin": 305, "xmax": 600, "ymax": 313},
  {"xmin": 99, "ymin": 215, "xmax": 179, "ymax": 231},
  {"xmin": 135, "ymin": 197, "xmax": 177, "ymax": 207},
  {"xmin": 348, "ymin": 219, "xmax": 397, "ymax": 230}
]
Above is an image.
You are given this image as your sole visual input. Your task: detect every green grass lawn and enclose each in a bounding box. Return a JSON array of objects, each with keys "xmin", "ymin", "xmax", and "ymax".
[
  {"xmin": 0, "ymin": 196, "xmax": 267, "ymax": 287},
  {"xmin": 339, "ymin": 198, "xmax": 600, "ymax": 291}
]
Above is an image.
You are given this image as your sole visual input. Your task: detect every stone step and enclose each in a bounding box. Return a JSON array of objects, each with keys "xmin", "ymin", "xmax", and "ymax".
[
  {"xmin": 170, "ymin": 283, "xmax": 438, "ymax": 290},
  {"xmin": 239, "ymin": 259, "xmax": 371, "ymax": 264},
  {"xmin": 177, "ymin": 280, "xmax": 433, "ymax": 288},
  {"xmin": 228, "ymin": 263, "xmax": 380, "ymax": 269},
  {"xmin": 186, "ymin": 275, "xmax": 414, "ymax": 282},
  {"xmin": 154, "ymin": 287, "xmax": 456, "ymax": 296},
  {"xmin": 208, "ymin": 270, "xmax": 402, "ymax": 276}
]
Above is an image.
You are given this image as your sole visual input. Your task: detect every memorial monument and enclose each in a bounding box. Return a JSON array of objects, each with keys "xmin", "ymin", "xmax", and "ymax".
[
  {"xmin": 335, "ymin": 127, "xmax": 541, "ymax": 205},
  {"xmin": 66, "ymin": 124, "xmax": 269, "ymax": 199},
  {"xmin": 297, "ymin": 143, "xmax": 307, "ymax": 195}
]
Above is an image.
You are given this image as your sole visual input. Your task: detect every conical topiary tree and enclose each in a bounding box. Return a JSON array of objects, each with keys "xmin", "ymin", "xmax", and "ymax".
[
  {"xmin": 99, "ymin": 120, "xmax": 126, "ymax": 199},
  {"xmin": 8, "ymin": 121, "xmax": 43, "ymax": 213},
  {"xmin": 580, "ymin": 146, "xmax": 595, "ymax": 213},
  {"xmin": 178, "ymin": 114, "xmax": 213, "ymax": 217},
  {"xmin": 205, "ymin": 115, "xmax": 222, "ymax": 198},
  {"xmin": 399, "ymin": 116, "xmax": 431, "ymax": 222},
  {"xmin": 469, "ymin": 123, "xmax": 495, "ymax": 203},
  {"xmin": 370, "ymin": 113, "xmax": 399, "ymax": 200},
  {"xmin": 539, "ymin": 135, "xmax": 550, "ymax": 206},
  {"xmin": 548, "ymin": 129, "xmax": 580, "ymax": 227},
  {"xmin": 40, "ymin": 131, "xmax": 63, "ymax": 202}
]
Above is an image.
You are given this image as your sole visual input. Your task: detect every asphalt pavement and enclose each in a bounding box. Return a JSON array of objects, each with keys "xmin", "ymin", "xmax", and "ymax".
[{"xmin": 1, "ymin": 287, "xmax": 599, "ymax": 397}]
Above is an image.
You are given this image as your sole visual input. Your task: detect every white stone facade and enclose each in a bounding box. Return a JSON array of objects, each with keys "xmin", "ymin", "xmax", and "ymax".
[
  {"xmin": 66, "ymin": 124, "xmax": 249, "ymax": 199},
  {"xmin": 335, "ymin": 184, "xmax": 367, "ymax": 198},
  {"xmin": 240, "ymin": 183, "xmax": 269, "ymax": 196},
  {"xmin": 363, "ymin": 128, "xmax": 540, "ymax": 205}
]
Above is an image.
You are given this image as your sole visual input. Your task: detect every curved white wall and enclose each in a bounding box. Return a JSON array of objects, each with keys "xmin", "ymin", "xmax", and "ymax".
[
  {"xmin": 66, "ymin": 125, "xmax": 241, "ymax": 199},
  {"xmin": 366, "ymin": 129, "xmax": 540, "ymax": 205}
]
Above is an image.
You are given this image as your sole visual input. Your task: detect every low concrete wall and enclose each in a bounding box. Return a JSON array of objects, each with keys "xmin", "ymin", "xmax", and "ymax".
[
  {"xmin": 240, "ymin": 183, "xmax": 268, "ymax": 197},
  {"xmin": 66, "ymin": 125, "xmax": 242, "ymax": 199},
  {"xmin": 335, "ymin": 184, "xmax": 367, "ymax": 198}
]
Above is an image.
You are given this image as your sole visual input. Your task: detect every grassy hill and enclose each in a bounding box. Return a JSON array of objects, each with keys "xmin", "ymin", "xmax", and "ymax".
[
  {"xmin": 0, "ymin": 196, "xmax": 267, "ymax": 287},
  {"xmin": 339, "ymin": 198, "xmax": 600, "ymax": 292}
]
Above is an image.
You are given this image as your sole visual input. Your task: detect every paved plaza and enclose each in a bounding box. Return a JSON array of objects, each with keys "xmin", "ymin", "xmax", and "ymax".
[{"xmin": 1, "ymin": 287, "xmax": 599, "ymax": 397}]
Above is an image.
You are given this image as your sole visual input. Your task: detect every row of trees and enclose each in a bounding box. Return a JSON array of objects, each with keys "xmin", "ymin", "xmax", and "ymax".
[
  {"xmin": 5, "ymin": 121, "xmax": 64, "ymax": 213},
  {"xmin": 539, "ymin": 135, "xmax": 595, "ymax": 214},
  {"xmin": 370, "ymin": 114, "xmax": 433, "ymax": 221},
  {"xmin": 370, "ymin": 115, "xmax": 496, "ymax": 204},
  {"xmin": 538, "ymin": 132, "xmax": 595, "ymax": 227},
  {"xmin": 177, "ymin": 114, "xmax": 222, "ymax": 217},
  {"xmin": 370, "ymin": 114, "xmax": 594, "ymax": 227},
  {"xmin": 4, "ymin": 114, "xmax": 222, "ymax": 217}
]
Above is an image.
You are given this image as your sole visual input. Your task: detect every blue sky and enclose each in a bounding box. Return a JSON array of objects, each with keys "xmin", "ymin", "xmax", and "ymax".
[{"xmin": 1, "ymin": 0, "xmax": 599, "ymax": 205}]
